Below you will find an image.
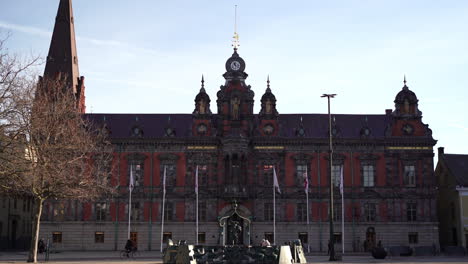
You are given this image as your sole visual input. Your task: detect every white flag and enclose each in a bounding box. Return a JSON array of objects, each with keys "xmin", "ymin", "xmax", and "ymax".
[
  {"xmin": 129, "ymin": 164, "xmax": 134, "ymax": 192},
  {"xmin": 195, "ymin": 165, "xmax": 199, "ymax": 194},
  {"xmin": 304, "ymin": 167, "xmax": 309, "ymax": 194},
  {"xmin": 273, "ymin": 167, "xmax": 281, "ymax": 194},
  {"xmin": 339, "ymin": 165, "xmax": 344, "ymax": 196},
  {"xmin": 163, "ymin": 166, "xmax": 167, "ymax": 194}
]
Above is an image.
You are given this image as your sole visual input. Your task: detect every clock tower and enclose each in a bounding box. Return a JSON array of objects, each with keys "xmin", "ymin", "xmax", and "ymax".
[{"xmin": 216, "ymin": 48, "xmax": 254, "ymax": 137}]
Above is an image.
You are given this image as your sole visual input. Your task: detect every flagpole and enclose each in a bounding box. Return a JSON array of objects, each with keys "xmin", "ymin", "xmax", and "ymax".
[
  {"xmin": 273, "ymin": 166, "xmax": 276, "ymax": 245},
  {"xmin": 195, "ymin": 165, "xmax": 199, "ymax": 245},
  {"xmin": 306, "ymin": 166, "xmax": 310, "ymax": 253},
  {"xmin": 128, "ymin": 164, "xmax": 133, "ymax": 239},
  {"xmin": 341, "ymin": 166, "xmax": 345, "ymax": 254},
  {"xmin": 160, "ymin": 166, "xmax": 166, "ymax": 253},
  {"xmin": 273, "ymin": 166, "xmax": 281, "ymax": 246}
]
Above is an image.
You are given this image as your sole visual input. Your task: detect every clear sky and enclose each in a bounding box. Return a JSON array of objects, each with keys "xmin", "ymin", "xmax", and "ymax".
[{"xmin": 1, "ymin": 0, "xmax": 467, "ymax": 157}]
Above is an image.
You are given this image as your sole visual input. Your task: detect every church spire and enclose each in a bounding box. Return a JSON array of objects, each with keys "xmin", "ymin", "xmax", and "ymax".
[
  {"xmin": 43, "ymin": 0, "xmax": 85, "ymax": 113},
  {"xmin": 44, "ymin": 0, "xmax": 80, "ymax": 93}
]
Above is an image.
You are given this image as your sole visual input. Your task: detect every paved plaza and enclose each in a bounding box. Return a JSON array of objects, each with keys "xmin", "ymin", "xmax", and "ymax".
[{"xmin": 0, "ymin": 251, "xmax": 467, "ymax": 264}]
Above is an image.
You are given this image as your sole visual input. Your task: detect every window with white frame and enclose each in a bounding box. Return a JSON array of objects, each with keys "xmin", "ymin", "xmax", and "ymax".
[
  {"xmin": 363, "ymin": 165, "xmax": 375, "ymax": 187},
  {"xmin": 95, "ymin": 202, "xmax": 108, "ymax": 221},
  {"xmin": 364, "ymin": 203, "xmax": 376, "ymax": 222},
  {"xmin": 129, "ymin": 163, "xmax": 143, "ymax": 188},
  {"xmin": 195, "ymin": 164, "xmax": 208, "ymax": 186},
  {"xmin": 297, "ymin": 203, "xmax": 307, "ymax": 222},
  {"xmin": 331, "ymin": 165, "xmax": 342, "ymax": 187},
  {"xmin": 130, "ymin": 202, "xmax": 141, "ymax": 221},
  {"xmin": 263, "ymin": 165, "xmax": 274, "ymax": 186},
  {"xmin": 164, "ymin": 202, "xmax": 173, "ymax": 221},
  {"xmin": 404, "ymin": 165, "xmax": 416, "ymax": 186},
  {"xmin": 161, "ymin": 164, "xmax": 176, "ymax": 186},
  {"xmin": 407, "ymin": 203, "xmax": 417, "ymax": 222},
  {"xmin": 296, "ymin": 164, "xmax": 307, "ymax": 187},
  {"xmin": 264, "ymin": 203, "xmax": 273, "ymax": 221}
]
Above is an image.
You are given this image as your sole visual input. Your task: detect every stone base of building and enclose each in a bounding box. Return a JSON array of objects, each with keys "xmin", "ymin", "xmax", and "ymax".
[{"xmin": 39, "ymin": 221, "xmax": 438, "ymax": 252}]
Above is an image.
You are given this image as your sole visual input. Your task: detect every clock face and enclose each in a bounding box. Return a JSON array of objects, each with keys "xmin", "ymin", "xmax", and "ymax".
[
  {"xmin": 263, "ymin": 124, "xmax": 274, "ymax": 135},
  {"xmin": 230, "ymin": 60, "xmax": 241, "ymax": 71}
]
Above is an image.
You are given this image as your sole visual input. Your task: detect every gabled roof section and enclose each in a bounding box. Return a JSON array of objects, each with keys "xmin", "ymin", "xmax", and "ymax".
[
  {"xmin": 43, "ymin": 0, "xmax": 80, "ymax": 93},
  {"xmin": 443, "ymin": 154, "xmax": 468, "ymax": 187}
]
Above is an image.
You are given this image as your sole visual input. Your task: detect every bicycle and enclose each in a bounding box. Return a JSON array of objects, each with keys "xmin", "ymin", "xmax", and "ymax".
[{"xmin": 120, "ymin": 248, "xmax": 139, "ymax": 259}]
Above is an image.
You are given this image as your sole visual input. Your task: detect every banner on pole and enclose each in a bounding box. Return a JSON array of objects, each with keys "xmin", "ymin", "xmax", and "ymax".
[
  {"xmin": 303, "ymin": 167, "xmax": 309, "ymax": 193},
  {"xmin": 339, "ymin": 165, "xmax": 344, "ymax": 196},
  {"xmin": 273, "ymin": 167, "xmax": 281, "ymax": 194},
  {"xmin": 163, "ymin": 166, "xmax": 167, "ymax": 194},
  {"xmin": 195, "ymin": 165, "xmax": 199, "ymax": 194},
  {"xmin": 129, "ymin": 164, "xmax": 134, "ymax": 192}
]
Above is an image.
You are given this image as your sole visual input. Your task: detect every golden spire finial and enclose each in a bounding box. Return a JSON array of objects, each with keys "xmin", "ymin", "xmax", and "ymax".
[{"xmin": 232, "ymin": 5, "xmax": 240, "ymax": 50}]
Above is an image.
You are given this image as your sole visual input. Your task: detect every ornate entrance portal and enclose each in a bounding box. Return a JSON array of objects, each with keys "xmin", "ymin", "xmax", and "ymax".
[{"xmin": 219, "ymin": 201, "xmax": 251, "ymax": 246}]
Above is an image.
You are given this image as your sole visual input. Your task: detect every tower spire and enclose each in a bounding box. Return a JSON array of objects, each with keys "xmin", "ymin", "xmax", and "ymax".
[
  {"xmin": 231, "ymin": 5, "xmax": 240, "ymax": 50},
  {"xmin": 266, "ymin": 75, "xmax": 271, "ymax": 92},
  {"xmin": 44, "ymin": 0, "xmax": 80, "ymax": 93},
  {"xmin": 43, "ymin": 0, "xmax": 85, "ymax": 113}
]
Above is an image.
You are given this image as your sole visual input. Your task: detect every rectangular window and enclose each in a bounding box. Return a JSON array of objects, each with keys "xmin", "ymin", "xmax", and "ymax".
[
  {"xmin": 352, "ymin": 206, "xmax": 360, "ymax": 220},
  {"xmin": 131, "ymin": 202, "xmax": 140, "ymax": 221},
  {"xmin": 404, "ymin": 165, "xmax": 416, "ymax": 186},
  {"xmin": 264, "ymin": 232, "xmax": 274, "ymax": 243},
  {"xmin": 364, "ymin": 203, "xmax": 376, "ymax": 222},
  {"xmin": 363, "ymin": 165, "xmax": 375, "ymax": 187},
  {"xmin": 164, "ymin": 202, "xmax": 173, "ymax": 221},
  {"xmin": 333, "ymin": 204, "xmax": 341, "ymax": 221},
  {"xmin": 297, "ymin": 203, "xmax": 307, "ymax": 222},
  {"xmin": 296, "ymin": 164, "xmax": 307, "ymax": 187},
  {"xmin": 263, "ymin": 165, "xmax": 274, "ymax": 186},
  {"xmin": 95, "ymin": 202, "xmax": 107, "ymax": 221},
  {"xmin": 52, "ymin": 232, "xmax": 62, "ymax": 243},
  {"xmin": 198, "ymin": 232, "xmax": 206, "ymax": 244},
  {"xmin": 23, "ymin": 200, "xmax": 26, "ymax": 212},
  {"xmin": 163, "ymin": 232, "xmax": 172, "ymax": 244},
  {"xmin": 331, "ymin": 165, "xmax": 342, "ymax": 187},
  {"xmin": 14, "ymin": 199, "xmax": 17, "ymax": 209},
  {"xmin": 264, "ymin": 203, "xmax": 273, "ymax": 221},
  {"xmin": 161, "ymin": 164, "xmax": 177, "ymax": 186},
  {"xmin": 408, "ymin": 232, "xmax": 418, "ymax": 244},
  {"xmin": 407, "ymin": 203, "xmax": 417, "ymax": 222},
  {"xmin": 199, "ymin": 202, "xmax": 207, "ymax": 221},
  {"xmin": 2, "ymin": 198, "xmax": 6, "ymax": 208},
  {"xmin": 298, "ymin": 232, "xmax": 308, "ymax": 244},
  {"xmin": 196, "ymin": 165, "xmax": 208, "ymax": 186},
  {"xmin": 130, "ymin": 232, "xmax": 138, "ymax": 247},
  {"xmin": 95, "ymin": 232, "xmax": 104, "ymax": 243},
  {"xmin": 53, "ymin": 203, "xmax": 65, "ymax": 221},
  {"xmin": 334, "ymin": 232, "xmax": 342, "ymax": 244},
  {"xmin": 129, "ymin": 163, "xmax": 144, "ymax": 188}
]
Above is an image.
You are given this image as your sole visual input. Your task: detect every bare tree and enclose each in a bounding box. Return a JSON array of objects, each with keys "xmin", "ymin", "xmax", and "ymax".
[{"xmin": 0, "ymin": 36, "xmax": 114, "ymax": 263}]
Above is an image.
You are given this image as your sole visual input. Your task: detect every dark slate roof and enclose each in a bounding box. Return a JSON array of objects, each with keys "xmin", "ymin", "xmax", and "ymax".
[
  {"xmin": 85, "ymin": 113, "xmax": 391, "ymax": 139},
  {"xmin": 444, "ymin": 154, "xmax": 468, "ymax": 186}
]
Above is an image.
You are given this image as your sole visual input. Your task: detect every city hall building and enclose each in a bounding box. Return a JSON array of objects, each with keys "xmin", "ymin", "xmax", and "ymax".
[{"xmin": 38, "ymin": 0, "xmax": 438, "ymax": 252}]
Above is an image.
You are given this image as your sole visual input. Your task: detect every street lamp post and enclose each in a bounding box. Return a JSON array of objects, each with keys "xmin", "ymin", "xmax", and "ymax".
[{"xmin": 321, "ymin": 93, "xmax": 337, "ymax": 261}]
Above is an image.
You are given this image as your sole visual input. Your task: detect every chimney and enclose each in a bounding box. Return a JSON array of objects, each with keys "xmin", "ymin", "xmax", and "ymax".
[
  {"xmin": 438, "ymin": 147, "xmax": 444, "ymax": 155},
  {"xmin": 385, "ymin": 109, "xmax": 392, "ymax": 115}
]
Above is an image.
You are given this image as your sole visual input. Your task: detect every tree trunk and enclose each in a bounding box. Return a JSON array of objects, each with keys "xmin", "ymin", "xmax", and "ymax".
[{"xmin": 27, "ymin": 198, "xmax": 43, "ymax": 263}]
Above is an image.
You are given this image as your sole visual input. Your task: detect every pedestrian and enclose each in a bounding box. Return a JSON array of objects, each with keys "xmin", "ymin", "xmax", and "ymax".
[{"xmin": 38, "ymin": 239, "xmax": 45, "ymax": 254}]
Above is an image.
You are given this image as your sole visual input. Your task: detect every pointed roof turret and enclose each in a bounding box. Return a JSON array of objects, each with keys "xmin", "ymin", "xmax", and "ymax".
[
  {"xmin": 43, "ymin": 0, "xmax": 80, "ymax": 94},
  {"xmin": 259, "ymin": 75, "xmax": 278, "ymax": 117},
  {"xmin": 193, "ymin": 75, "xmax": 212, "ymax": 115}
]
